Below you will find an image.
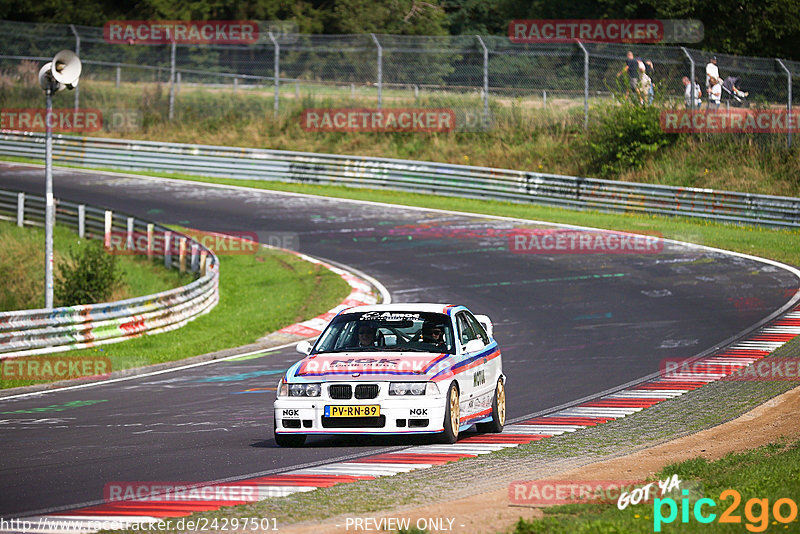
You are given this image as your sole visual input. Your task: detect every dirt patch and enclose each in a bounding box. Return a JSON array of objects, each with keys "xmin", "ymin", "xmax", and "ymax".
[{"xmin": 277, "ymin": 384, "xmax": 800, "ymax": 534}]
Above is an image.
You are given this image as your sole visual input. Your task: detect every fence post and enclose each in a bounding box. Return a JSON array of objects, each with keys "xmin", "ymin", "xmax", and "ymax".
[
  {"xmin": 164, "ymin": 231, "xmax": 172, "ymax": 269},
  {"xmin": 169, "ymin": 40, "xmax": 176, "ymax": 120},
  {"xmin": 543, "ymin": 90, "xmax": 547, "ymax": 109},
  {"xmin": 576, "ymin": 40, "xmax": 589, "ymax": 130},
  {"xmin": 179, "ymin": 237, "xmax": 187, "ymax": 273},
  {"xmin": 104, "ymin": 210, "xmax": 113, "ymax": 249},
  {"xmin": 681, "ymin": 47, "xmax": 696, "ymax": 112},
  {"xmin": 200, "ymin": 249, "xmax": 208, "ymax": 276},
  {"xmin": 78, "ymin": 204, "xmax": 85, "ymax": 238},
  {"xmin": 476, "ymin": 36, "xmax": 489, "ymax": 128},
  {"xmin": 370, "ymin": 33, "xmax": 382, "ymax": 110},
  {"xmin": 70, "ymin": 24, "xmax": 80, "ymax": 115},
  {"xmin": 190, "ymin": 243, "xmax": 199, "ymax": 272},
  {"xmin": 268, "ymin": 31, "xmax": 279, "ymax": 117},
  {"xmin": 233, "ymin": 76, "xmax": 238, "ymax": 93},
  {"xmin": 16, "ymin": 192, "xmax": 24, "ymax": 227},
  {"xmin": 116, "ymin": 64, "xmax": 121, "ymax": 88},
  {"xmin": 776, "ymin": 59, "xmax": 792, "ymax": 148}
]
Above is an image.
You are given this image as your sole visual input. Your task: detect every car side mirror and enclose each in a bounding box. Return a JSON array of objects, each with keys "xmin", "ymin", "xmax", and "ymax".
[
  {"xmin": 296, "ymin": 340, "xmax": 312, "ymax": 355},
  {"xmin": 463, "ymin": 339, "xmax": 484, "ymax": 353}
]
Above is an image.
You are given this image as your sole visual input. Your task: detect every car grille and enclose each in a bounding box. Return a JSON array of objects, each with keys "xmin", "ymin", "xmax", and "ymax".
[
  {"xmin": 328, "ymin": 384, "xmax": 352, "ymax": 399},
  {"xmin": 322, "ymin": 416, "xmax": 386, "ymax": 428},
  {"xmin": 354, "ymin": 384, "xmax": 379, "ymax": 399}
]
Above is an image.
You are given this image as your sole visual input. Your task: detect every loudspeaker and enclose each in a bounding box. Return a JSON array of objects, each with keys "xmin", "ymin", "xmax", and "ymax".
[
  {"xmin": 38, "ymin": 62, "xmax": 64, "ymax": 92},
  {"xmin": 52, "ymin": 49, "xmax": 82, "ymax": 88}
]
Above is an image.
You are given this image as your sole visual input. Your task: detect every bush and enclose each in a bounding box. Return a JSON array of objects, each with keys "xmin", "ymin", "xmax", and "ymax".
[
  {"xmin": 55, "ymin": 241, "xmax": 122, "ymax": 306},
  {"xmin": 583, "ymin": 100, "xmax": 677, "ymax": 177}
]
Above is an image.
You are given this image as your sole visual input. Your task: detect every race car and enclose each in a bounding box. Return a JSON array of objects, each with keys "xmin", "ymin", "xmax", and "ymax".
[{"xmin": 273, "ymin": 303, "xmax": 505, "ymax": 447}]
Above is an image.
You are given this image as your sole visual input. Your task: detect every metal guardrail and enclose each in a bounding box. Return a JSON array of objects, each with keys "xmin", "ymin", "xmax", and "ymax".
[
  {"xmin": 0, "ymin": 186, "xmax": 220, "ymax": 357},
  {"xmin": 1, "ymin": 131, "xmax": 799, "ymax": 228}
]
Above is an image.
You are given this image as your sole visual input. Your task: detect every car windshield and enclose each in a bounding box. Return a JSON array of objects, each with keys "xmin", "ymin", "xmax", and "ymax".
[{"xmin": 313, "ymin": 311, "xmax": 455, "ymax": 354}]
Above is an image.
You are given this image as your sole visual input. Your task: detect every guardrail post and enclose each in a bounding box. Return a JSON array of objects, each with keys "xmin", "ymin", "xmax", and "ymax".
[
  {"xmin": 104, "ymin": 210, "xmax": 112, "ymax": 249},
  {"xmin": 295, "ymin": 80, "xmax": 299, "ymax": 98},
  {"xmin": 146, "ymin": 224, "xmax": 154, "ymax": 259},
  {"xmin": 190, "ymin": 243, "xmax": 199, "ymax": 272},
  {"xmin": 576, "ymin": 40, "xmax": 589, "ymax": 130},
  {"xmin": 16, "ymin": 192, "xmax": 24, "ymax": 227},
  {"xmin": 169, "ymin": 40, "xmax": 176, "ymax": 120},
  {"xmin": 164, "ymin": 231, "xmax": 172, "ymax": 269},
  {"xmin": 370, "ymin": 33, "xmax": 382, "ymax": 110},
  {"xmin": 179, "ymin": 237, "xmax": 187, "ymax": 273},
  {"xmin": 176, "ymin": 72, "xmax": 181, "ymax": 93},
  {"xmin": 78, "ymin": 204, "xmax": 85, "ymax": 238},
  {"xmin": 543, "ymin": 90, "xmax": 547, "ymax": 109},
  {"xmin": 776, "ymin": 59, "xmax": 792, "ymax": 148},
  {"xmin": 126, "ymin": 217, "xmax": 134, "ymax": 250},
  {"xmin": 268, "ymin": 31, "xmax": 279, "ymax": 117},
  {"xmin": 116, "ymin": 64, "xmax": 121, "ymax": 88},
  {"xmin": 233, "ymin": 76, "xmax": 238, "ymax": 93},
  {"xmin": 414, "ymin": 85, "xmax": 419, "ymax": 100}
]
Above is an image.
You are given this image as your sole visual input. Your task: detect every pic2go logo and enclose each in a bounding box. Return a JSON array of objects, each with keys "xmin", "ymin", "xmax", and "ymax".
[{"xmin": 653, "ymin": 489, "xmax": 798, "ymax": 532}]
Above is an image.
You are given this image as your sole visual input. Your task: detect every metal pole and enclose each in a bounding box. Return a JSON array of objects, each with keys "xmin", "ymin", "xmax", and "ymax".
[
  {"xmin": 576, "ymin": 40, "xmax": 589, "ymax": 130},
  {"xmin": 681, "ymin": 47, "xmax": 696, "ymax": 112},
  {"xmin": 476, "ymin": 36, "xmax": 489, "ymax": 127},
  {"xmin": 268, "ymin": 32, "xmax": 279, "ymax": 117},
  {"xmin": 776, "ymin": 59, "xmax": 792, "ymax": 148},
  {"xmin": 17, "ymin": 192, "xmax": 24, "ymax": 227},
  {"xmin": 370, "ymin": 33, "xmax": 382, "ymax": 110},
  {"xmin": 169, "ymin": 40, "xmax": 176, "ymax": 120},
  {"xmin": 70, "ymin": 24, "xmax": 80, "ymax": 115},
  {"xmin": 44, "ymin": 88, "xmax": 54, "ymax": 310},
  {"xmin": 116, "ymin": 64, "xmax": 121, "ymax": 88}
]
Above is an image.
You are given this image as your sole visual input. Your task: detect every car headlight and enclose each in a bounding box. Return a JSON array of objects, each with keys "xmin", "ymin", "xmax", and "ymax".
[
  {"xmin": 388, "ymin": 382, "xmax": 439, "ymax": 396},
  {"xmin": 278, "ymin": 380, "xmax": 321, "ymax": 397},
  {"xmin": 289, "ymin": 382, "xmax": 321, "ymax": 397}
]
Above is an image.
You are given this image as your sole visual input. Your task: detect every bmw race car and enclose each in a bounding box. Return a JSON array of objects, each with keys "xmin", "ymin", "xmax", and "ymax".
[{"xmin": 273, "ymin": 304, "xmax": 505, "ymax": 447}]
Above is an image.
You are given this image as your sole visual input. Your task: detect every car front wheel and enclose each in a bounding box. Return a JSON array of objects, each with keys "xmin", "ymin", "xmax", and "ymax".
[{"xmin": 438, "ymin": 382, "xmax": 460, "ymax": 444}]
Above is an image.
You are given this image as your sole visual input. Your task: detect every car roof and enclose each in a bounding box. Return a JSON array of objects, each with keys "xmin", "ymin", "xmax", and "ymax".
[{"xmin": 341, "ymin": 303, "xmax": 460, "ymax": 314}]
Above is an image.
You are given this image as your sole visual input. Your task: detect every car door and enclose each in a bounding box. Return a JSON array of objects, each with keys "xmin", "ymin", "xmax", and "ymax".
[
  {"xmin": 455, "ymin": 311, "xmax": 486, "ymax": 401},
  {"xmin": 464, "ymin": 311, "xmax": 499, "ymax": 394}
]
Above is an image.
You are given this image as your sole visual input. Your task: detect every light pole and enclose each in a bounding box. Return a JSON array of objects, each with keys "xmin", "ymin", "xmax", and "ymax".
[{"xmin": 38, "ymin": 50, "xmax": 81, "ymax": 309}]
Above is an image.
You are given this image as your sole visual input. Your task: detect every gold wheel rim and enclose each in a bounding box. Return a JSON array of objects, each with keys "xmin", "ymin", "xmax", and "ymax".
[
  {"xmin": 497, "ymin": 380, "xmax": 506, "ymax": 426},
  {"xmin": 449, "ymin": 387, "xmax": 459, "ymax": 436}
]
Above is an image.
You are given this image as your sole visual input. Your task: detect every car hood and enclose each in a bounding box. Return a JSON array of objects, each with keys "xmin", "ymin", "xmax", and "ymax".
[{"xmin": 293, "ymin": 351, "xmax": 450, "ymax": 380}]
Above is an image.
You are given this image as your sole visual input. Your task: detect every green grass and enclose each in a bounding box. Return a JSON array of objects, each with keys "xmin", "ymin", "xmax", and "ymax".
[
  {"xmin": 0, "ymin": 220, "xmax": 193, "ymax": 311},
  {"xmin": 0, "ymin": 242, "xmax": 351, "ymax": 389},
  {"xmin": 512, "ymin": 439, "xmax": 800, "ymax": 533}
]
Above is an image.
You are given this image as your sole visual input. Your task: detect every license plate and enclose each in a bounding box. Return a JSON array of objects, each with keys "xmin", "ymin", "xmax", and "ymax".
[{"xmin": 325, "ymin": 405, "xmax": 380, "ymax": 417}]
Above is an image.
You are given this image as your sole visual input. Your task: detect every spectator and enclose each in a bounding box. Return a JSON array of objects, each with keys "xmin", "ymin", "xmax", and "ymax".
[
  {"xmin": 682, "ymin": 76, "xmax": 702, "ymax": 109},
  {"xmin": 705, "ymin": 56, "xmax": 719, "ymax": 92},
  {"xmin": 637, "ymin": 63, "xmax": 652, "ymax": 105},
  {"xmin": 708, "ymin": 76, "xmax": 722, "ymax": 110},
  {"xmin": 617, "ymin": 50, "xmax": 641, "ymax": 99},
  {"xmin": 644, "ymin": 59, "xmax": 655, "ymax": 104}
]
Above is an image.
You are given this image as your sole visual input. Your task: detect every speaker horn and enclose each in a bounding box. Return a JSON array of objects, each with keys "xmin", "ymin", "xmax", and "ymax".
[
  {"xmin": 51, "ymin": 50, "xmax": 82, "ymax": 86},
  {"xmin": 38, "ymin": 62, "xmax": 64, "ymax": 92}
]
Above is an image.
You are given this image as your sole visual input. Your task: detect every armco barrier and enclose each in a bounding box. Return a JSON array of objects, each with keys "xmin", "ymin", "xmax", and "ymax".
[
  {"xmin": 0, "ymin": 187, "xmax": 219, "ymax": 357},
  {"xmin": 1, "ymin": 131, "xmax": 799, "ymax": 228}
]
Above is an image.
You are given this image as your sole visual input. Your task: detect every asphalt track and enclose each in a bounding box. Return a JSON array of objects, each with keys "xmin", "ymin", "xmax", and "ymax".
[{"xmin": 0, "ymin": 162, "xmax": 798, "ymax": 517}]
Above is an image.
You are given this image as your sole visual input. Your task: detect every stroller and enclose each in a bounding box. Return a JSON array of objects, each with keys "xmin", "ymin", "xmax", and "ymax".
[{"xmin": 721, "ymin": 76, "xmax": 749, "ymax": 108}]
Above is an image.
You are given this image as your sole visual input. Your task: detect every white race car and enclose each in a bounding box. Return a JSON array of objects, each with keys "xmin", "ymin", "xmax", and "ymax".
[{"xmin": 273, "ymin": 303, "xmax": 505, "ymax": 447}]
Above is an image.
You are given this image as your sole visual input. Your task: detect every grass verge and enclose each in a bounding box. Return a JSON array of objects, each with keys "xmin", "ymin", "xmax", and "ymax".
[
  {"xmin": 0, "ymin": 220, "xmax": 193, "ymax": 311},
  {"xmin": 513, "ymin": 439, "xmax": 800, "ymax": 533},
  {"xmin": 0, "ymin": 222, "xmax": 351, "ymax": 389}
]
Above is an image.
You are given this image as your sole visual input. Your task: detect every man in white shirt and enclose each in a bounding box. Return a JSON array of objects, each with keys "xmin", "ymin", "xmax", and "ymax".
[
  {"xmin": 705, "ymin": 56, "xmax": 719, "ymax": 91},
  {"xmin": 682, "ymin": 76, "xmax": 702, "ymax": 109}
]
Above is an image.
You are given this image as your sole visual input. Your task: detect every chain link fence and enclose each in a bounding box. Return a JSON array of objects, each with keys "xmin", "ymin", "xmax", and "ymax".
[{"xmin": 0, "ymin": 20, "xmax": 796, "ymax": 142}]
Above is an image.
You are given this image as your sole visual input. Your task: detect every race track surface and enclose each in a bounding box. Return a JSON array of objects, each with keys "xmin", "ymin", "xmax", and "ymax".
[{"xmin": 0, "ymin": 163, "xmax": 797, "ymax": 516}]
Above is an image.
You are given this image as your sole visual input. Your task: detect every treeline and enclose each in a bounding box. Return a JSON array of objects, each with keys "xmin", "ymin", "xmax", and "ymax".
[{"xmin": 1, "ymin": 0, "xmax": 798, "ymax": 60}]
